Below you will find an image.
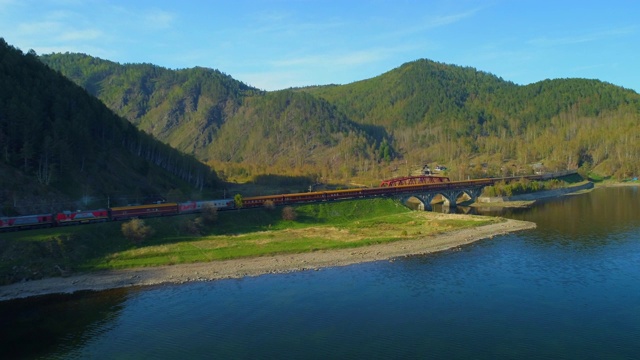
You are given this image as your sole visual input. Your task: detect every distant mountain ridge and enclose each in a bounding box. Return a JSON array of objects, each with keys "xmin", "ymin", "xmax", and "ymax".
[{"xmin": 39, "ymin": 53, "xmax": 640, "ymax": 181}]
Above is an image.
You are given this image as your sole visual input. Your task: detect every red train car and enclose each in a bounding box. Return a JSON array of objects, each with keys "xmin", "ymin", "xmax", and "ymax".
[
  {"xmin": 110, "ymin": 203, "xmax": 179, "ymax": 220},
  {"xmin": 55, "ymin": 209, "xmax": 109, "ymax": 225},
  {"xmin": 0, "ymin": 214, "xmax": 54, "ymax": 231},
  {"xmin": 380, "ymin": 175, "xmax": 450, "ymax": 187}
]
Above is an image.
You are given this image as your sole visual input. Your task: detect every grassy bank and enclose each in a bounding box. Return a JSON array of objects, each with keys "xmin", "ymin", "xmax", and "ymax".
[
  {"xmin": 0, "ymin": 199, "xmax": 500, "ymax": 284},
  {"xmin": 482, "ymin": 173, "xmax": 585, "ymax": 198}
]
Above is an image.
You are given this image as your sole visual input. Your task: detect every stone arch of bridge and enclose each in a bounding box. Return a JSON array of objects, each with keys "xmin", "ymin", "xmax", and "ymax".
[
  {"xmin": 399, "ymin": 193, "xmax": 448, "ymax": 211},
  {"xmin": 446, "ymin": 187, "xmax": 484, "ymax": 206},
  {"xmin": 399, "ymin": 186, "xmax": 485, "ymax": 211}
]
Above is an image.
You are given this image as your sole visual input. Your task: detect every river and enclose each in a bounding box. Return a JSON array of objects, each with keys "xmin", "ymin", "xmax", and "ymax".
[{"xmin": 1, "ymin": 186, "xmax": 639, "ymax": 359}]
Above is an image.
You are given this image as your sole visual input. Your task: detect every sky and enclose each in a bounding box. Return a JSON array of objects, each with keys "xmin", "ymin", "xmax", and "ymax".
[{"xmin": 0, "ymin": 0, "xmax": 638, "ymax": 92}]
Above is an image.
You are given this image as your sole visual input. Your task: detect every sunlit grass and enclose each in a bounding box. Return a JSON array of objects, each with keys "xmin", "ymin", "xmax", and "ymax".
[
  {"xmin": 98, "ymin": 210, "xmax": 498, "ymax": 269},
  {"xmin": 0, "ymin": 198, "xmax": 500, "ymax": 283}
]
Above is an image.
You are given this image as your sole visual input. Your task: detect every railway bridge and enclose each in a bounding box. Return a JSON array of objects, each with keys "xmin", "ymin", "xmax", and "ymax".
[
  {"xmin": 396, "ymin": 180, "xmax": 488, "ymax": 211},
  {"xmin": 384, "ymin": 171, "xmax": 576, "ymax": 211}
]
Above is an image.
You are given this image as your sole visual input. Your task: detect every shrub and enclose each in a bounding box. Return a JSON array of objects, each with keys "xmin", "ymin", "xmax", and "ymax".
[
  {"xmin": 121, "ymin": 218, "xmax": 154, "ymax": 244},
  {"xmin": 181, "ymin": 217, "xmax": 204, "ymax": 235},
  {"xmin": 282, "ymin": 206, "xmax": 297, "ymax": 221},
  {"xmin": 264, "ymin": 200, "xmax": 275, "ymax": 210},
  {"xmin": 483, "ymin": 186, "xmax": 497, "ymax": 197},
  {"xmin": 201, "ymin": 203, "xmax": 218, "ymax": 224}
]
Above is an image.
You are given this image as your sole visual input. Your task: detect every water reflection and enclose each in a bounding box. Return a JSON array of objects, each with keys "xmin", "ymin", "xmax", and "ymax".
[{"xmin": 0, "ymin": 287, "xmax": 134, "ymax": 358}]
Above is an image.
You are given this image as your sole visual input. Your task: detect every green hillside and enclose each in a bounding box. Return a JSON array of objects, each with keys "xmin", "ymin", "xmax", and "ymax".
[
  {"xmin": 40, "ymin": 55, "xmax": 640, "ymax": 183},
  {"xmin": 301, "ymin": 59, "xmax": 640, "ymax": 179},
  {"xmin": 39, "ymin": 53, "xmax": 259, "ymax": 155},
  {"xmin": 39, "ymin": 53, "xmax": 391, "ymax": 181},
  {"xmin": 0, "ymin": 39, "xmax": 217, "ymax": 216},
  {"xmin": 206, "ymin": 89, "xmax": 387, "ymax": 179}
]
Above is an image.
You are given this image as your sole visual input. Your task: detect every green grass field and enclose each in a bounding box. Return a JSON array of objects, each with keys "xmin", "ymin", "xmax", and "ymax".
[{"xmin": 0, "ymin": 198, "xmax": 500, "ymax": 285}]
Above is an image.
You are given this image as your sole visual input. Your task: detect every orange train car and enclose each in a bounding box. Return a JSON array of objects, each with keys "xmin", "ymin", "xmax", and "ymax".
[{"xmin": 109, "ymin": 203, "xmax": 179, "ymax": 220}]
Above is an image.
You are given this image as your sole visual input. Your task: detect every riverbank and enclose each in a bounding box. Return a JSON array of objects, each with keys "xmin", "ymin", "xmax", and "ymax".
[
  {"xmin": 594, "ymin": 180, "xmax": 640, "ymax": 187},
  {"xmin": 0, "ymin": 217, "xmax": 535, "ymax": 301},
  {"xmin": 474, "ymin": 181, "xmax": 595, "ymax": 207}
]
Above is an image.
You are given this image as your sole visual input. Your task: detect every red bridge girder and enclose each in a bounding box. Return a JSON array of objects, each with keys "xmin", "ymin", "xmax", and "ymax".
[{"xmin": 380, "ymin": 175, "xmax": 450, "ymax": 187}]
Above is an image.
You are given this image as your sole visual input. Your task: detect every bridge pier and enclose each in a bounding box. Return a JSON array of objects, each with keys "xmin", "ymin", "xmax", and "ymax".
[{"xmin": 410, "ymin": 193, "xmax": 436, "ymax": 211}]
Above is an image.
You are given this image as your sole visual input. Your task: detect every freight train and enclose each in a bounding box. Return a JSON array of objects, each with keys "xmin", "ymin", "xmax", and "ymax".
[{"xmin": 0, "ymin": 177, "xmax": 496, "ymax": 232}]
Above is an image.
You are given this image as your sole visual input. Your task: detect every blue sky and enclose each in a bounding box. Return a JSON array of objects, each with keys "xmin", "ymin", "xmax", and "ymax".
[{"xmin": 1, "ymin": 0, "xmax": 638, "ymax": 92}]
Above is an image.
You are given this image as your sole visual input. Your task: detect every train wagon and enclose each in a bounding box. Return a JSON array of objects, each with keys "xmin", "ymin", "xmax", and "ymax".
[
  {"xmin": 0, "ymin": 214, "xmax": 55, "ymax": 231},
  {"xmin": 380, "ymin": 175, "xmax": 450, "ymax": 187},
  {"xmin": 282, "ymin": 192, "xmax": 327, "ymax": 203},
  {"xmin": 56, "ymin": 209, "xmax": 109, "ymax": 225},
  {"xmin": 242, "ymin": 194, "xmax": 286, "ymax": 208},
  {"xmin": 110, "ymin": 203, "xmax": 179, "ymax": 220},
  {"xmin": 178, "ymin": 199, "xmax": 234, "ymax": 213}
]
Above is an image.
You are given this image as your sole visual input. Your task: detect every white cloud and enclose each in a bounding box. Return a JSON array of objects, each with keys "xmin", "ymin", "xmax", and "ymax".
[
  {"xmin": 0, "ymin": 0, "xmax": 17, "ymax": 8},
  {"xmin": 426, "ymin": 8, "xmax": 480, "ymax": 29},
  {"xmin": 528, "ymin": 26, "xmax": 636, "ymax": 47},
  {"xmin": 246, "ymin": 10, "xmax": 344, "ymax": 37},
  {"xmin": 272, "ymin": 44, "xmax": 420, "ymax": 69},
  {"xmin": 384, "ymin": 7, "xmax": 483, "ymax": 40},
  {"xmin": 57, "ymin": 29, "xmax": 102, "ymax": 42},
  {"xmin": 143, "ymin": 9, "xmax": 175, "ymax": 30},
  {"xmin": 15, "ymin": 19, "xmax": 104, "ymax": 46},
  {"xmin": 17, "ymin": 20, "xmax": 62, "ymax": 34}
]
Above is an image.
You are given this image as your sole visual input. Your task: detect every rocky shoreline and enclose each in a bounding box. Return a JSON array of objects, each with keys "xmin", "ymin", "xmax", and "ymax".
[{"xmin": 0, "ymin": 219, "xmax": 536, "ymax": 302}]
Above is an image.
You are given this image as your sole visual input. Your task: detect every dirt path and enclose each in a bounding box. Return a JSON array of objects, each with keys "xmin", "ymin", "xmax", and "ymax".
[{"xmin": 0, "ymin": 219, "xmax": 535, "ymax": 301}]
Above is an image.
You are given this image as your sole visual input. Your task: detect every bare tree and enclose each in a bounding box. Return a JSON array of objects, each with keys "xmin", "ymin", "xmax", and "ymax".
[
  {"xmin": 201, "ymin": 203, "xmax": 218, "ymax": 224},
  {"xmin": 121, "ymin": 219, "xmax": 155, "ymax": 244},
  {"xmin": 263, "ymin": 200, "xmax": 275, "ymax": 210},
  {"xmin": 282, "ymin": 206, "xmax": 296, "ymax": 221}
]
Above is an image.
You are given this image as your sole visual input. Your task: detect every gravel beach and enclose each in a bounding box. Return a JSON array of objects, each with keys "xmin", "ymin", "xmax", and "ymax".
[{"xmin": 0, "ymin": 218, "xmax": 535, "ymax": 302}]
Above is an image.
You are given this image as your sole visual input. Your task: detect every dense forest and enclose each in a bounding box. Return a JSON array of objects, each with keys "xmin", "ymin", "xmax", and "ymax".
[
  {"xmin": 302, "ymin": 60, "xmax": 640, "ymax": 179},
  {"xmin": 206, "ymin": 90, "xmax": 387, "ymax": 180},
  {"xmin": 39, "ymin": 53, "xmax": 259, "ymax": 155},
  {"xmin": 39, "ymin": 53, "xmax": 392, "ymax": 181},
  {"xmin": 0, "ymin": 39, "xmax": 217, "ymax": 215},
  {"xmin": 40, "ymin": 54, "xmax": 640, "ymax": 184}
]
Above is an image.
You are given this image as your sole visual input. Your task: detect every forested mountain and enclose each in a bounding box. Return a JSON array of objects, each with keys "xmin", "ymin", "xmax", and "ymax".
[
  {"xmin": 39, "ymin": 53, "xmax": 391, "ymax": 180},
  {"xmin": 206, "ymin": 89, "xmax": 387, "ymax": 180},
  {"xmin": 0, "ymin": 39, "xmax": 216, "ymax": 215},
  {"xmin": 40, "ymin": 54, "xmax": 640, "ymax": 183},
  {"xmin": 40, "ymin": 53, "xmax": 259, "ymax": 155},
  {"xmin": 301, "ymin": 59, "xmax": 640, "ymax": 179}
]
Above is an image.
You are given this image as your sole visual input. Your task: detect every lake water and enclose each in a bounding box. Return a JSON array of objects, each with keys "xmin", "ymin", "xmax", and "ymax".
[{"xmin": 2, "ymin": 186, "xmax": 640, "ymax": 359}]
